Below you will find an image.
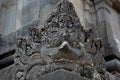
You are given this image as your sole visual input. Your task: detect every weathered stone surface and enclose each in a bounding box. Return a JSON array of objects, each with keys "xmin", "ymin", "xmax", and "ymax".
[
  {"xmin": 1, "ymin": 0, "xmax": 120, "ymax": 80},
  {"xmin": 106, "ymin": 71, "xmax": 116, "ymax": 80},
  {"xmin": 0, "ymin": 64, "xmax": 14, "ymax": 80},
  {"xmin": 0, "ymin": 0, "xmax": 16, "ymax": 36},
  {"xmin": 39, "ymin": 69, "xmax": 89, "ymax": 80},
  {"xmin": 105, "ymin": 59, "xmax": 120, "ymax": 72},
  {"xmin": 14, "ymin": 0, "xmax": 107, "ymax": 80}
]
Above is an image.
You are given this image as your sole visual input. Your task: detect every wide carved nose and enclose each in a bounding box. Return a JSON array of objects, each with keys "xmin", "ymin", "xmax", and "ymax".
[
  {"xmin": 53, "ymin": 41, "xmax": 81, "ymax": 60},
  {"xmin": 58, "ymin": 41, "xmax": 81, "ymax": 58}
]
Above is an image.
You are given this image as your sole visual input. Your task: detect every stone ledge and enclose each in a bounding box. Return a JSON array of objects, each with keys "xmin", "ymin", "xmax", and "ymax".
[
  {"xmin": 38, "ymin": 69, "xmax": 89, "ymax": 80},
  {"xmin": 105, "ymin": 59, "xmax": 120, "ymax": 72}
]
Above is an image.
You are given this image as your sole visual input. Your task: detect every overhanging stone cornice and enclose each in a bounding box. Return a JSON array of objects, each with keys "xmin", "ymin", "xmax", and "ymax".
[{"xmin": 95, "ymin": 0, "xmax": 120, "ymax": 13}]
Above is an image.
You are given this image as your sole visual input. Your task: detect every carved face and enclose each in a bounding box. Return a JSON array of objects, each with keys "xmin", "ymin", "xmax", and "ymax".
[
  {"xmin": 40, "ymin": 27, "xmax": 83, "ymax": 61},
  {"xmin": 39, "ymin": 2, "xmax": 84, "ymax": 62},
  {"xmin": 15, "ymin": 0, "xmax": 98, "ymax": 80}
]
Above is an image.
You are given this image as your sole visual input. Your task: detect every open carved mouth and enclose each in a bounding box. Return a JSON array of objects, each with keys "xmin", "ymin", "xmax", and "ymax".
[{"xmin": 49, "ymin": 41, "xmax": 82, "ymax": 61}]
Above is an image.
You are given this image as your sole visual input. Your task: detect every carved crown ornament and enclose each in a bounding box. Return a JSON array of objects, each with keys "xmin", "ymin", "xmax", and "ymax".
[{"xmin": 14, "ymin": 0, "xmax": 106, "ymax": 80}]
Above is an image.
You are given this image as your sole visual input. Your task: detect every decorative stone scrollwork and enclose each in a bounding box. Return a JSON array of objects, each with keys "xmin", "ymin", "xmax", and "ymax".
[
  {"xmin": 16, "ymin": 37, "xmax": 27, "ymax": 51},
  {"xmin": 14, "ymin": 0, "xmax": 107, "ymax": 80},
  {"xmin": 28, "ymin": 27, "xmax": 41, "ymax": 43}
]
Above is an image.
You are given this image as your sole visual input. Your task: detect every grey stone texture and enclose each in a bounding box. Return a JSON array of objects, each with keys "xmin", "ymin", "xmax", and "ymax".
[
  {"xmin": 0, "ymin": 65, "xmax": 14, "ymax": 80},
  {"xmin": 0, "ymin": 0, "xmax": 120, "ymax": 80},
  {"xmin": 14, "ymin": 0, "xmax": 116, "ymax": 80},
  {"xmin": 39, "ymin": 69, "xmax": 89, "ymax": 80}
]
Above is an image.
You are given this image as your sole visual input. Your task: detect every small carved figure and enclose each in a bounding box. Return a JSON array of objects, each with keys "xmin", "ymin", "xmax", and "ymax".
[
  {"xmin": 17, "ymin": 37, "xmax": 27, "ymax": 50},
  {"xmin": 91, "ymin": 38, "xmax": 102, "ymax": 53},
  {"xmin": 82, "ymin": 27, "xmax": 92, "ymax": 42}
]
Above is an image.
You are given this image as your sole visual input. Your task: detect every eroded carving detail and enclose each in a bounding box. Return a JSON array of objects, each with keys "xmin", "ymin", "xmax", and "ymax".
[{"xmin": 14, "ymin": 0, "xmax": 107, "ymax": 80}]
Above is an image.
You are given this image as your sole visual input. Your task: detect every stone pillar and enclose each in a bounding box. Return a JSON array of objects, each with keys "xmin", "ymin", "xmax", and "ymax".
[
  {"xmin": 94, "ymin": 0, "xmax": 112, "ymax": 56},
  {"xmin": 104, "ymin": 0, "xmax": 120, "ymax": 55}
]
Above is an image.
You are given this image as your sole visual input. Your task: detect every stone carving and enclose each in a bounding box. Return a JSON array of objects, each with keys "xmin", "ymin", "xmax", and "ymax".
[
  {"xmin": 91, "ymin": 38, "xmax": 103, "ymax": 53},
  {"xmin": 82, "ymin": 27, "xmax": 92, "ymax": 42},
  {"xmin": 28, "ymin": 27, "xmax": 41, "ymax": 43},
  {"xmin": 16, "ymin": 37, "xmax": 27, "ymax": 51},
  {"xmin": 14, "ymin": 0, "xmax": 108, "ymax": 80}
]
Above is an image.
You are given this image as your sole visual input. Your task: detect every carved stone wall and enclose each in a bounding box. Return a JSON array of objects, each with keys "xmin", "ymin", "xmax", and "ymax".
[
  {"xmin": 0, "ymin": 0, "xmax": 120, "ymax": 80},
  {"xmin": 14, "ymin": 0, "xmax": 114, "ymax": 80}
]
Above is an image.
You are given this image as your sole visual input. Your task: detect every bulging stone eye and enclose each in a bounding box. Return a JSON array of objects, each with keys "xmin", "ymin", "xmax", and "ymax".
[
  {"xmin": 63, "ymin": 34, "xmax": 70, "ymax": 40},
  {"xmin": 53, "ymin": 38, "xmax": 62, "ymax": 47}
]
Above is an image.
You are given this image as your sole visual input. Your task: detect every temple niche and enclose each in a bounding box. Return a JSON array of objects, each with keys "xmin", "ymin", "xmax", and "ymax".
[{"xmin": 14, "ymin": 0, "xmax": 110, "ymax": 80}]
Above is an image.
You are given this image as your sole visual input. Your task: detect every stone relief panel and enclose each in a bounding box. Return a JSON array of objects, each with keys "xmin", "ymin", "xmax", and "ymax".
[
  {"xmin": 14, "ymin": 0, "xmax": 107, "ymax": 80},
  {"xmin": 0, "ymin": 0, "xmax": 16, "ymax": 36}
]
